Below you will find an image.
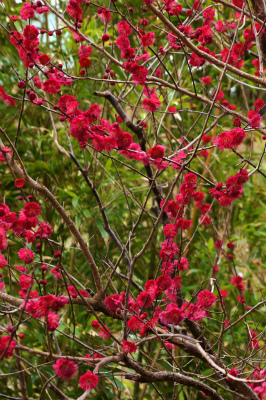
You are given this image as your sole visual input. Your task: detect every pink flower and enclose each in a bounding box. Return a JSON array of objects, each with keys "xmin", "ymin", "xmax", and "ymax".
[
  {"xmin": 20, "ymin": 2, "xmax": 35, "ymax": 20},
  {"xmin": 15, "ymin": 178, "xmax": 25, "ymax": 188},
  {"xmin": 255, "ymin": 98, "xmax": 265, "ymax": 112},
  {"xmin": 47, "ymin": 311, "xmax": 60, "ymax": 332},
  {"xmin": 249, "ymin": 113, "xmax": 262, "ymax": 128},
  {"xmin": 176, "ymin": 257, "xmax": 189, "ymax": 271},
  {"xmin": 0, "ymin": 336, "xmax": 16, "ymax": 359},
  {"xmin": 220, "ymin": 289, "xmax": 228, "ymax": 299},
  {"xmin": 0, "ymin": 228, "xmax": 7, "ymax": 251},
  {"xmin": 141, "ymin": 32, "xmax": 155, "ymax": 47},
  {"xmin": 0, "ymin": 254, "xmax": 8, "ymax": 268},
  {"xmin": 66, "ymin": 1, "xmax": 82, "ymax": 19},
  {"xmin": 197, "ymin": 290, "xmax": 217, "ymax": 308},
  {"xmin": 17, "ymin": 248, "xmax": 34, "ymax": 264},
  {"xmin": 214, "ymin": 239, "xmax": 223, "ymax": 249},
  {"xmin": 43, "ymin": 79, "xmax": 61, "ymax": 94},
  {"xmin": 117, "ymin": 21, "xmax": 132, "ymax": 36},
  {"xmin": 23, "ymin": 25, "xmax": 39, "ymax": 40},
  {"xmin": 230, "ymin": 275, "xmax": 245, "ymax": 290},
  {"xmin": 0, "ymin": 86, "xmax": 16, "ymax": 107},
  {"xmin": 79, "ymin": 371, "xmax": 99, "ymax": 390},
  {"xmin": 104, "ymin": 294, "xmax": 122, "ymax": 312},
  {"xmin": 70, "ymin": 114, "xmax": 90, "ymax": 143},
  {"xmin": 214, "ymin": 128, "xmax": 246, "ymax": 150},
  {"xmin": 78, "ymin": 46, "xmax": 92, "ymax": 58},
  {"xmin": 144, "ymin": 280, "xmax": 160, "ymax": 299},
  {"xmin": 168, "ymin": 105, "xmax": 177, "ymax": 113},
  {"xmin": 91, "ymin": 320, "xmax": 100, "ymax": 329},
  {"xmin": 163, "ymin": 224, "xmax": 178, "ymax": 238},
  {"xmin": 127, "ymin": 316, "xmax": 144, "ymax": 331},
  {"xmin": 136, "ymin": 291, "xmax": 153, "ymax": 308},
  {"xmin": 23, "ymin": 202, "xmax": 41, "ymax": 218},
  {"xmin": 237, "ymin": 294, "xmax": 245, "ymax": 303},
  {"xmin": 159, "ymin": 303, "xmax": 184, "ymax": 325},
  {"xmin": 201, "ymin": 76, "xmax": 212, "ymax": 85},
  {"xmin": 149, "ymin": 145, "xmax": 165, "ymax": 159},
  {"xmin": 156, "ymin": 275, "xmax": 172, "ymax": 290},
  {"xmin": 53, "ymin": 359, "xmax": 78, "ymax": 380},
  {"xmin": 122, "ymin": 340, "xmax": 137, "ymax": 354},
  {"xmin": 200, "ymin": 215, "xmax": 212, "ymax": 226},
  {"xmin": 19, "ymin": 274, "xmax": 33, "ymax": 289},
  {"xmin": 116, "ymin": 36, "xmax": 130, "ymax": 51},
  {"xmin": 142, "ymin": 93, "xmax": 161, "ymax": 112},
  {"xmin": 227, "ymin": 367, "xmax": 239, "ymax": 381}
]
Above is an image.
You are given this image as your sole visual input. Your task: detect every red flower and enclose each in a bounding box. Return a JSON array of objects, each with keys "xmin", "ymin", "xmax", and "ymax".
[
  {"xmin": 142, "ymin": 94, "xmax": 161, "ymax": 112},
  {"xmin": 214, "ymin": 239, "xmax": 223, "ymax": 249},
  {"xmin": 148, "ymin": 145, "xmax": 165, "ymax": 159},
  {"xmin": 136, "ymin": 291, "xmax": 153, "ymax": 308},
  {"xmin": 168, "ymin": 106, "xmax": 177, "ymax": 113},
  {"xmin": 189, "ymin": 53, "xmax": 205, "ymax": 67},
  {"xmin": 91, "ymin": 320, "xmax": 100, "ymax": 329},
  {"xmin": 176, "ymin": 257, "xmax": 189, "ymax": 271},
  {"xmin": 141, "ymin": 32, "xmax": 155, "ymax": 47},
  {"xmin": 214, "ymin": 128, "xmax": 246, "ymax": 150},
  {"xmin": 104, "ymin": 294, "xmax": 122, "ymax": 312},
  {"xmin": 23, "ymin": 25, "xmax": 39, "ymax": 40},
  {"xmin": 43, "ymin": 79, "xmax": 61, "ymax": 94},
  {"xmin": 70, "ymin": 114, "xmax": 90, "ymax": 143},
  {"xmin": 0, "ymin": 254, "xmax": 7, "ymax": 268},
  {"xmin": 142, "ymin": 0, "xmax": 156, "ymax": 5},
  {"xmin": 79, "ymin": 371, "xmax": 99, "ymax": 390},
  {"xmin": 220, "ymin": 289, "xmax": 228, "ymax": 299},
  {"xmin": 197, "ymin": 290, "xmax": 217, "ymax": 308},
  {"xmin": 39, "ymin": 54, "xmax": 50, "ymax": 66},
  {"xmin": 17, "ymin": 249, "xmax": 34, "ymax": 264},
  {"xmin": 0, "ymin": 336, "xmax": 16, "ymax": 359},
  {"xmin": 66, "ymin": 1, "xmax": 82, "ymax": 19},
  {"xmin": 117, "ymin": 21, "xmax": 132, "ymax": 36},
  {"xmin": 15, "ymin": 178, "xmax": 25, "ymax": 188},
  {"xmin": 200, "ymin": 215, "xmax": 212, "ymax": 226},
  {"xmin": 23, "ymin": 202, "xmax": 41, "ymax": 218},
  {"xmin": 255, "ymin": 98, "xmax": 265, "ymax": 112},
  {"xmin": 0, "ymin": 86, "xmax": 16, "ymax": 107},
  {"xmin": 47, "ymin": 311, "xmax": 59, "ymax": 332},
  {"xmin": 0, "ymin": 228, "xmax": 7, "ymax": 251},
  {"xmin": 163, "ymin": 224, "xmax": 178, "ymax": 238},
  {"xmin": 122, "ymin": 340, "xmax": 137, "ymax": 354},
  {"xmin": 53, "ymin": 359, "xmax": 78, "ymax": 380},
  {"xmin": 156, "ymin": 275, "xmax": 172, "ymax": 290},
  {"xmin": 201, "ymin": 76, "xmax": 212, "ymax": 85},
  {"xmin": 19, "ymin": 274, "xmax": 33, "ymax": 289},
  {"xmin": 249, "ymin": 113, "xmax": 262, "ymax": 128},
  {"xmin": 144, "ymin": 280, "xmax": 160, "ymax": 299},
  {"xmin": 20, "ymin": 2, "xmax": 35, "ymax": 20},
  {"xmin": 231, "ymin": 275, "xmax": 245, "ymax": 290},
  {"xmin": 78, "ymin": 45, "xmax": 92, "ymax": 58},
  {"xmin": 237, "ymin": 294, "xmax": 245, "ymax": 303},
  {"xmin": 116, "ymin": 36, "xmax": 130, "ymax": 51},
  {"xmin": 127, "ymin": 316, "xmax": 144, "ymax": 331},
  {"xmin": 78, "ymin": 57, "xmax": 91, "ymax": 68},
  {"xmin": 159, "ymin": 303, "xmax": 184, "ymax": 325}
]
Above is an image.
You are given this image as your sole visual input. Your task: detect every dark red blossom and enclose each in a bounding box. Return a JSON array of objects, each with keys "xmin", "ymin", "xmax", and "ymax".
[
  {"xmin": 197, "ymin": 290, "xmax": 217, "ymax": 308},
  {"xmin": 0, "ymin": 336, "xmax": 16, "ymax": 359},
  {"xmin": 79, "ymin": 371, "xmax": 98, "ymax": 390},
  {"xmin": 53, "ymin": 359, "xmax": 78, "ymax": 380},
  {"xmin": 122, "ymin": 340, "xmax": 137, "ymax": 354}
]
